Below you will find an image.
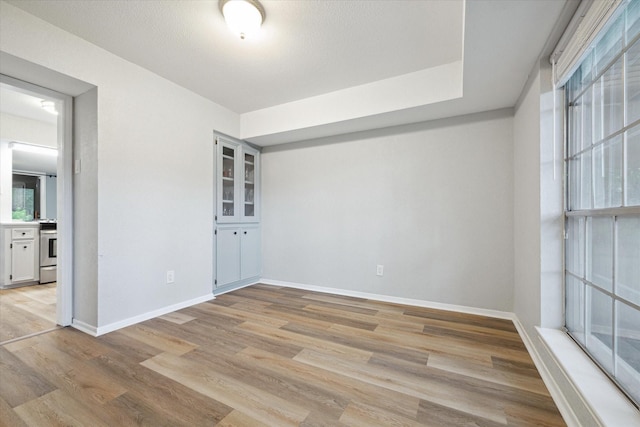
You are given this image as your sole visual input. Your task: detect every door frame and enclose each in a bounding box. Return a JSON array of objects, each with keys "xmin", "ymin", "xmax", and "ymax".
[{"xmin": 1, "ymin": 74, "xmax": 74, "ymax": 326}]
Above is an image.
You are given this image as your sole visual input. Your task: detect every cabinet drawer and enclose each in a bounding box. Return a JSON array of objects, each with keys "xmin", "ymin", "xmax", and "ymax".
[{"xmin": 12, "ymin": 228, "xmax": 36, "ymax": 240}]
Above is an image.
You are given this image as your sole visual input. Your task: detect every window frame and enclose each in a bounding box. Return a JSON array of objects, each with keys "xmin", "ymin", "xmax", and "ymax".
[{"xmin": 564, "ymin": 0, "xmax": 640, "ymax": 408}]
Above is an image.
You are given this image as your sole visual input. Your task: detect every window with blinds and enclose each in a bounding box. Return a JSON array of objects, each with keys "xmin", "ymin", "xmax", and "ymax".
[{"xmin": 564, "ymin": 0, "xmax": 640, "ymax": 407}]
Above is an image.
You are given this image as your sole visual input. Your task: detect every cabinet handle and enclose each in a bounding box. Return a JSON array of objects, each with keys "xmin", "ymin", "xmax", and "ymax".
[
  {"xmin": 21, "ymin": 232, "xmax": 26, "ymax": 235},
  {"xmin": 23, "ymin": 246, "xmax": 28, "ymax": 249},
  {"xmin": 244, "ymin": 231, "xmax": 247, "ymax": 234}
]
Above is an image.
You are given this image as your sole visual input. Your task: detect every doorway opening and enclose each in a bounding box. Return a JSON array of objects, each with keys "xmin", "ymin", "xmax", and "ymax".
[{"xmin": 0, "ymin": 76, "xmax": 73, "ymax": 343}]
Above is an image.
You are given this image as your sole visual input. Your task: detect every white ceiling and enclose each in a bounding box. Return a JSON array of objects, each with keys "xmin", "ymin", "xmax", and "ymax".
[
  {"xmin": 7, "ymin": 0, "xmax": 464, "ymax": 114},
  {"xmin": 0, "ymin": 86, "xmax": 59, "ymax": 174},
  {"xmin": 4, "ymin": 0, "xmax": 576, "ymax": 146},
  {"xmin": 0, "ymin": 86, "xmax": 58, "ymax": 124}
]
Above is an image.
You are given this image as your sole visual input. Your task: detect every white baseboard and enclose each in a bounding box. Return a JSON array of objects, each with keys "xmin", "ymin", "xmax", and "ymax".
[
  {"xmin": 74, "ymin": 293, "xmax": 216, "ymax": 337},
  {"xmin": 512, "ymin": 318, "xmax": 582, "ymax": 427},
  {"xmin": 259, "ymin": 278, "xmax": 514, "ymax": 320},
  {"xmin": 71, "ymin": 318, "xmax": 98, "ymax": 336}
]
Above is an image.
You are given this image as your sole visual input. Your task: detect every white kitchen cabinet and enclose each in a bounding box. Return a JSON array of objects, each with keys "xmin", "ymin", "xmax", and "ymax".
[
  {"xmin": 215, "ymin": 134, "xmax": 260, "ymax": 224},
  {"xmin": 0, "ymin": 224, "xmax": 40, "ymax": 288},
  {"xmin": 11, "ymin": 239, "xmax": 36, "ymax": 282},
  {"xmin": 215, "ymin": 225, "xmax": 261, "ymax": 288}
]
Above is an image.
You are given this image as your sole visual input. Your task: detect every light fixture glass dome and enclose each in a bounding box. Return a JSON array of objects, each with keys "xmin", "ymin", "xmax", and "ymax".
[
  {"xmin": 40, "ymin": 100, "xmax": 58, "ymax": 115},
  {"xmin": 220, "ymin": 0, "xmax": 265, "ymax": 40}
]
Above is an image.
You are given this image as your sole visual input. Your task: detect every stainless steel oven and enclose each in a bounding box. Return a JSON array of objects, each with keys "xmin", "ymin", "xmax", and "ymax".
[{"xmin": 40, "ymin": 222, "xmax": 57, "ymax": 284}]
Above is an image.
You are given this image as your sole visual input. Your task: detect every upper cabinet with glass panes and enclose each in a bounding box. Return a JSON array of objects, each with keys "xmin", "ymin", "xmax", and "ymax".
[{"xmin": 215, "ymin": 134, "xmax": 260, "ymax": 224}]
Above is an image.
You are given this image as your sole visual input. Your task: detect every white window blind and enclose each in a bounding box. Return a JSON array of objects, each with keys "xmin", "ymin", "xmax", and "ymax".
[{"xmin": 552, "ymin": 0, "xmax": 624, "ymax": 86}]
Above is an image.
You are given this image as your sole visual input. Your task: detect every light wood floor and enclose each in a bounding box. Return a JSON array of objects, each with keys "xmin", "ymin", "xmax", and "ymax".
[
  {"xmin": 0, "ymin": 283, "xmax": 58, "ymax": 344},
  {"xmin": 0, "ymin": 284, "xmax": 566, "ymax": 426}
]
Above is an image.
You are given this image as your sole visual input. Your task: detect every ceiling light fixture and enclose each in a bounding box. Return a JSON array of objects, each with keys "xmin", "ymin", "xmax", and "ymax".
[
  {"xmin": 41, "ymin": 100, "xmax": 58, "ymax": 115},
  {"xmin": 219, "ymin": 0, "xmax": 265, "ymax": 40}
]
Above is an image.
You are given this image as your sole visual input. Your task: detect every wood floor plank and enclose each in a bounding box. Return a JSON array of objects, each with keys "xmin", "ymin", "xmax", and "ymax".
[
  {"xmin": 0, "ymin": 284, "xmax": 58, "ymax": 344},
  {"xmin": 232, "ymin": 286, "xmax": 310, "ymax": 308},
  {"xmin": 404, "ymin": 306, "xmax": 517, "ymax": 332},
  {"xmin": 99, "ymin": 392, "xmax": 186, "ymax": 427},
  {"xmin": 118, "ymin": 323, "xmax": 199, "ymax": 355},
  {"xmin": 95, "ymin": 330, "xmax": 163, "ymax": 364},
  {"xmin": 184, "ymin": 346, "xmax": 350, "ymax": 422},
  {"xmin": 237, "ymin": 346, "xmax": 422, "ymax": 421},
  {"xmin": 195, "ymin": 302, "xmax": 289, "ymax": 328},
  {"xmin": 63, "ymin": 361, "xmax": 128, "ymax": 405},
  {"xmin": 192, "ymin": 315, "xmax": 303, "ymax": 358},
  {"xmin": 144, "ymin": 318, "xmax": 247, "ymax": 358},
  {"xmin": 427, "ymin": 352, "xmax": 550, "ymax": 395},
  {"xmin": 417, "ymin": 398, "xmax": 506, "ymax": 427},
  {"xmin": 339, "ymin": 400, "xmax": 424, "ymax": 427},
  {"xmin": 90, "ymin": 350, "xmax": 233, "ymax": 425},
  {"xmin": 0, "ymin": 346, "xmax": 56, "ymax": 408},
  {"xmin": 282, "ymin": 321, "xmax": 430, "ymax": 365},
  {"xmin": 217, "ymin": 409, "xmax": 272, "ymax": 427},
  {"xmin": 158, "ymin": 311, "xmax": 196, "ymax": 324},
  {"xmin": 237, "ymin": 321, "xmax": 373, "ymax": 362},
  {"xmin": 10, "ymin": 339, "xmax": 126, "ymax": 408},
  {"xmin": 294, "ymin": 347, "xmax": 509, "ymax": 424},
  {"xmin": 268, "ymin": 302, "xmax": 380, "ymax": 331},
  {"xmin": 142, "ymin": 352, "xmax": 311, "ymax": 426},
  {"xmin": 13, "ymin": 389, "xmax": 111, "ymax": 427},
  {"xmin": 248, "ymin": 304, "xmax": 337, "ymax": 330},
  {"xmin": 300, "ymin": 292, "xmax": 407, "ymax": 314},
  {"xmin": 372, "ymin": 323, "xmax": 533, "ymax": 365},
  {"xmin": 0, "ymin": 395, "xmax": 28, "ymax": 427},
  {"xmin": 40, "ymin": 327, "xmax": 111, "ymax": 361}
]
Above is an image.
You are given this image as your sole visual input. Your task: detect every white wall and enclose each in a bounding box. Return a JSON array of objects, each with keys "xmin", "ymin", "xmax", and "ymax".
[
  {"xmin": 0, "ymin": 112, "xmax": 56, "ymax": 147},
  {"xmin": 513, "ymin": 68, "xmax": 542, "ymax": 335},
  {"xmin": 0, "ymin": 141, "xmax": 11, "ymax": 222},
  {"xmin": 262, "ymin": 109, "xmax": 515, "ymax": 311},
  {"xmin": 73, "ymin": 87, "xmax": 98, "ymax": 327},
  {"xmin": 0, "ymin": 1, "xmax": 240, "ymax": 330},
  {"xmin": 513, "ymin": 59, "xmax": 564, "ymax": 337}
]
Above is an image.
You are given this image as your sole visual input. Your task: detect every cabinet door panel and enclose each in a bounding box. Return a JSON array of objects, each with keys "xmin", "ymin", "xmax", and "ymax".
[
  {"xmin": 241, "ymin": 227, "xmax": 261, "ymax": 280},
  {"xmin": 216, "ymin": 228, "xmax": 241, "ymax": 286},
  {"xmin": 217, "ymin": 138, "xmax": 241, "ymax": 223},
  {"xmin": 241, "ymin": 147, "xmax": 260, "ymax": 222},
  {"xmin": 11, "ymin": 240, "xmax": 36, "ymax": 282}
]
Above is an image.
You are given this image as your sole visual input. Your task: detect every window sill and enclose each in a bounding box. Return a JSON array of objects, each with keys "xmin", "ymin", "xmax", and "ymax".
[{"xmin": 536, "ymin": 327, "xmax": 639, "ymax": 426}]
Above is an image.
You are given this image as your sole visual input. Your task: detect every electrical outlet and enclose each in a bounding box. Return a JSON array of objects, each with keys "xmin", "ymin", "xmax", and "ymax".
[
  {"xmin": 166, "ymin": 270, "xmax": 175, "ymax": 284},
  {"xmin": 376, "ymin": 265, "xmax": 384, "ymax": 276}
]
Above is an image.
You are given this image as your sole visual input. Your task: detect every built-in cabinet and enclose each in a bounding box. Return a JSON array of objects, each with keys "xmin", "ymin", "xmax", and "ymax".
[
  {"xmin": 216, "ymin": 137, "xmax": 259, "ymax": 223},
  {"xmin": 0, "ymin": 223, "xmax": 40, "ymax": 288},
  {"xmin": 214, "ymin": 133, "xmax": 261, "ymax": 292},
  {"xmin": 216, "ymin": 225, "xmax": 261, "ymax": 287}
]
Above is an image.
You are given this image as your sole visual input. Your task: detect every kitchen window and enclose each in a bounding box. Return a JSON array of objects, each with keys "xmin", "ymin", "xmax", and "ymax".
[{"xmin": 12, "ymin": 173, "xmax": 40, "ymax": 221}]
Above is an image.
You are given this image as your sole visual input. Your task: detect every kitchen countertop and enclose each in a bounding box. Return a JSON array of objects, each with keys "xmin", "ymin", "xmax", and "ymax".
[{"xmin": 1, "ymin": 222, "xmax": 41, "ymax": 227}]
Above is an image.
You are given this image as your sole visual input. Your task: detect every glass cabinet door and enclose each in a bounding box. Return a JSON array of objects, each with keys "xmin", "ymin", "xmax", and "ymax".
[
  {"xmin": 216, "ymin": 135, "xmax": 259, "ymax": 224},
  {"xmin": 217, "ymin": 138, "xmax": 240, "ymax": 222},
  {"xmin": 243, "ymin": 150, "xmax": 257, "ymax": 221}
]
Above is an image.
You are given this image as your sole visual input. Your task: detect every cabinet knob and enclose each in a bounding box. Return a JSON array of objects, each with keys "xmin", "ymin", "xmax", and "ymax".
[
  {"xmin": 234, "ymin": 231, "xmax": 237, "ymax": 235},
  {"xmin": 21, "ymin": 232, "xmax": 26, "ymax": 235},
  {"xmin": 23, "ymin": 246, "xmax": 28, "ymax": 249},
  {"xmin": 244, "ymin": 231, "xmax": 247, "ymax": 234}
]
